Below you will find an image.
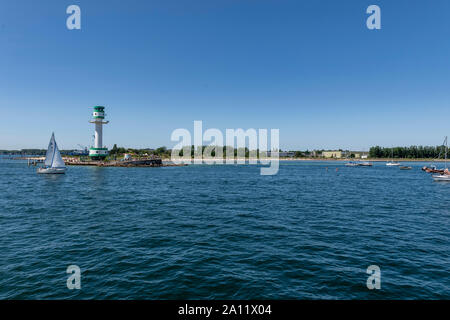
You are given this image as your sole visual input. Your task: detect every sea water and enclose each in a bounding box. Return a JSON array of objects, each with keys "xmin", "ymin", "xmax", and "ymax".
[{"xmin": 0, "ymin": 158, "xmax": 448, "ymax": 299}]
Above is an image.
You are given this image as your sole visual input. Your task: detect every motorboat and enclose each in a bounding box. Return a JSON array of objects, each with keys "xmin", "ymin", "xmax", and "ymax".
[
  {"xmin": 432, "ymin": 174, "xmax": 450, "ymax": 181},
  {"xmin": 345, "ymin": 161, "xmax": 359, "ymax": 167}
]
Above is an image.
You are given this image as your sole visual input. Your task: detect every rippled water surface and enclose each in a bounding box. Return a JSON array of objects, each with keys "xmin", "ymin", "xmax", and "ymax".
[{"xmin": 0, "ymin": 159, "xmax": 449, "ymax": 299}]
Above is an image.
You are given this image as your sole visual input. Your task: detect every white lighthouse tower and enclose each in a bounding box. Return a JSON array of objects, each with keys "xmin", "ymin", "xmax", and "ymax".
[{"xmin": 89, "ymin": 106, "xmax": 109, "ymax": 160}]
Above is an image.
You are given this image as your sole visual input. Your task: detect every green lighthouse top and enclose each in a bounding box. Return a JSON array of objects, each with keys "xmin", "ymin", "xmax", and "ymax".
[{"xmin": 92, "ymin": 106, "xmax": 106, "ymax": 119}]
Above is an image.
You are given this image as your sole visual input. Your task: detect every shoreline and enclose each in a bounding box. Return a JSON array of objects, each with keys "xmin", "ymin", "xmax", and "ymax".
[
  {"xmin": 160, "ymin": 157, "xmax": 446, "ymax": 162},
  {"xmin": 8, "ymin": 156, "xmax": 447, "ymax": 163}
]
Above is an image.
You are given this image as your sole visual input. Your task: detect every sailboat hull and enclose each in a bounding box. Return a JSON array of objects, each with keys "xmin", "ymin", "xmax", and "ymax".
[{"xmin": 37, "ymin": 167, "xmax": 66, "ymax": 174}]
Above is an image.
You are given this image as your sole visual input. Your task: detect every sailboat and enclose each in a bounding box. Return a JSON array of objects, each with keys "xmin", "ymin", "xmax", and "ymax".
[
  {"xmin": 432, "ymin": 136, "xmax": 449, "ymax": 181},
  {"xmin": 423, "ymin": 136, "xmax": 447, "ymax": 173},
  {"xmin": 386, "ymin": 147, "xmax": 401, "ymax": 166},
  {"xmin": 37, "ymin": 133, "xmax": 66, "ymax": 174}
]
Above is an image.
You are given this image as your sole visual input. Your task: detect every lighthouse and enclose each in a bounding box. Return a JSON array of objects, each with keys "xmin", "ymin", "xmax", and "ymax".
[{"xmin": 89, "ymin": 106, "xmax": 109, "ymax": 160}]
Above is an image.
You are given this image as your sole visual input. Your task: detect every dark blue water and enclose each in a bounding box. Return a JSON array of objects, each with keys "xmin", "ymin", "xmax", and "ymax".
[{"xmin": 0, "ymin": 159, "xmax": 449, "ymax": 299}]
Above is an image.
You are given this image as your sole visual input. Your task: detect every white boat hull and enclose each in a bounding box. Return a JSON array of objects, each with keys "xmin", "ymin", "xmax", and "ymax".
[
  {"xmin": 386, "ymin": 162, "xmax": 401, "ymax": 166},
  {"xmin": 37, "ymin": 167, "xmax": 66, "ymax": 174},
  {"xmin": 345, "ymin": 163, "xmax": 359, "ymax": 167},
  {"xmin": 345, "ymin": 161, "xmax": 372, "ymax": 167},
  {"xmin": 432, "ymin": 174, "xmax": 450, "ymax": 181},
  {"xmin": 359, "ymin": 162, "xmax": 373, "ymax": 167}
]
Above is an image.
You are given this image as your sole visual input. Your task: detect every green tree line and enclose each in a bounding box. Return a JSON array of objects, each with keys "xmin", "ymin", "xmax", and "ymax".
[
  {"xmin": 109, "ymin": 145, "xmax": 296, "ymax": 158},
  {"xmin": 369, "ymin": 145, "xmax": 447, "ymax": 159}
]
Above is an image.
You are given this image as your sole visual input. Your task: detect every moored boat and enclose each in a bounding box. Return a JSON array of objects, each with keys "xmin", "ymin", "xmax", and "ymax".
[
  {"xmin": 431, "ymin": 137, "xmax": 448, "ymax": 181},
  {"xmin": 345, "ymin": 161, "xmax": 359, "ymax": 167},
  {"xmin": 422, "ymin": 166, "xmax": 444, "ymax": 174},
  {"xmin": 424, "ymin": 136, "xmax": 448, "ymax": 175},
  {"xmin": 386, "ymin": 148, "xmax": 401, "ymax": 166},
  {"xmin": 345, "ymin": 161, "xmax": 372, "ymax": 167},
  {"xmin": 432, "ymin": 174, "xmax": 450, "ymax": 181}
]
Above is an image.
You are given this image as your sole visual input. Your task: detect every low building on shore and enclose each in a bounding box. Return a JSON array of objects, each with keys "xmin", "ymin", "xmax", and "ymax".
[
  {"xmin": 322, "ymin": 150, "xmax": 370, "ymax": 159},
  {"xmin": 347, "ymin": 151, "xmax": 369, "ymax": 159},
  {"xmin": 322, "ymin": 151, "xmax": 343, "ymax": 158}
]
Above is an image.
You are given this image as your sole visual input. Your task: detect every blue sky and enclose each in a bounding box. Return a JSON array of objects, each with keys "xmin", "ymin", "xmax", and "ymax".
[{"xmin": 1, "ymin": 0, "xmax": 449, "ymax": 150}]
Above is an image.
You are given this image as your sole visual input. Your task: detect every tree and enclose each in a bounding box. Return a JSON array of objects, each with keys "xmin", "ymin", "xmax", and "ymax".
[
  {"xmin": 110, "ymin": 144, "xmax": 118, "ymax": 155},
  {"xmin": 155, "ymin": 146, "xmax": 167, "ymax": 155},
  {"xmin": 369, "ymin": 145, "xmax": 443, "ymax": 159}
]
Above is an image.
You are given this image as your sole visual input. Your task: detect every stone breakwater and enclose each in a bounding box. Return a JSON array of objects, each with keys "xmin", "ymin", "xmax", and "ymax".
[{"xmin": 65, "ymin": 158, "xmax": 187, "ymax": 167}]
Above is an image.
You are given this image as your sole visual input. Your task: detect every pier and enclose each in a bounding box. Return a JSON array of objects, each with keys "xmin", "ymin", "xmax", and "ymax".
[
  {"xmin": 66, "ymin": 158, "xmax": 163, "ymax": 167},
  {"xmin": 64, "ymin": 157, "xmax": 186, "ymax": 167},
  {"xmin": 20, "ymin": 156, "xmax": 186, "ymax": 168},
  {"xmin": 26, "ymin": 157, "xmax": 45, "ymax": 166}
]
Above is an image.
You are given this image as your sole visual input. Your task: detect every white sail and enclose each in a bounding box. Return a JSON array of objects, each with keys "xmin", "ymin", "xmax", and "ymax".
[
  {"xmin": 37, "ymin": 133, "xmax": 66, "ymax": 174},
  {"xmin": 52, "ymin": 140, "xmax": 65, "ymax": 168},
  {"xmin": 43, "ymin": 133, "xmax": 65, "ymax": 168},
  {"xmin": 44, "ymin": 133, "xmax": 56, "ymax": 167}
]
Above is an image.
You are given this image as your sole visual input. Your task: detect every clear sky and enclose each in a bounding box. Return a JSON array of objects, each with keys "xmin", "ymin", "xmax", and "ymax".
[{"xmin": 1, "ymin": 0, "xmax": 449, "ymax": 151}]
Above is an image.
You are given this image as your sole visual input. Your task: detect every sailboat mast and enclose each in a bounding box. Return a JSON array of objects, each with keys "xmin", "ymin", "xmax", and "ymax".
[
  {"xmin": 50, "ymin": 134, "xmax": 56, "ymax": 168},
  {"xmin": 445, "ymin": 136, "xmax": 448, "ymax": 169}
]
